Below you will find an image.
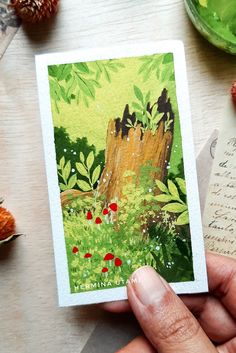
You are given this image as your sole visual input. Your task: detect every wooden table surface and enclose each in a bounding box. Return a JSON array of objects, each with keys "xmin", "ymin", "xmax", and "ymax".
[{"xmin": 0, "ymin": 1, "xmax": 236, "ymax": 352}]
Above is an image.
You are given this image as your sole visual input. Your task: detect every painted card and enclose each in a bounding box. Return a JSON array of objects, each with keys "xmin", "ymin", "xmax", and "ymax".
[{"xmin": 36, "ymin": 41, "xmax": 208, "ymax": 306}]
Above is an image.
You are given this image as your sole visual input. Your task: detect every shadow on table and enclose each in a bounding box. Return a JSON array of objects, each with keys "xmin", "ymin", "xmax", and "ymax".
[{"xmin": 81, "ymin": 312, "xmax": 141, "ymax": 353}]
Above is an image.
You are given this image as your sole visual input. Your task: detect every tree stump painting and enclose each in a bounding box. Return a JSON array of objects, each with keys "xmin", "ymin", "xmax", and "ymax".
[
  {"xmin": 97, "ymin": 118, "xmax": 173, "ymax": 202},
  {"xmin": 60, "ymin": 88, "xmax": 175, "ymax": 206}
]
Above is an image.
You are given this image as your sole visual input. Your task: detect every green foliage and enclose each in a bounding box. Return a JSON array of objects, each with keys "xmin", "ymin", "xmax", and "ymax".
[
  {"xmin": 155, "ymin": 178, "xmax": 189, "ymax": 225},
  {"xmin": 57, "ymin": 157, "xmax": 77, "ymax": 191},
  {"xmin": 138, "ymin": 53, "xmax": 175, "ymax": 83},
  {"xmin": 76, "ymin": 151, "xmax": 101, "ymax": 192},
  {"xmin": 48, "ymin": 60, "xmax": 125, "ymax": 112},
  {"xmin": 54, "ymin": 127, "xmax": 105, "ymax": 192},
  {"xmin": 63, "ymin": 169, "xmax": 193, "ymax": 294},
  {"xmin": 129, "ymin": 86, "xmax": 163, "ymax": 135},
  {"xmin": 126, "ymin": 86, "xmax": 173, "ymax": 135},
  {"xmin": 148, "ymin": 222, "xmax": 194, "ymax": 282}
]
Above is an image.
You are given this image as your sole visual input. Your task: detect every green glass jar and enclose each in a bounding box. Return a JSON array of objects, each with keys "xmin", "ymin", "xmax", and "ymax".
[{"xmin": 185, "ymin": 0, "xmax": 236, "ymax": 54}]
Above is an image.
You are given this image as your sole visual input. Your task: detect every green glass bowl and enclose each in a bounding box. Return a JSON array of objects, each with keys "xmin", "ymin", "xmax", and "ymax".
[{"xmin": 185, "ymin": 0, "xmax": 236, "ymax": 54}]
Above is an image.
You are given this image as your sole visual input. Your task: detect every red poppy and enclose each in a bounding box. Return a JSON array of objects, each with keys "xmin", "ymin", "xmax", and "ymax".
[
  {"xmin": 109, "ymin": 203, "xmax": 118, "ymax": 212},
  {"xmin": 103, "ymin": 208, "xmax": 109, "ymax": 215},
  {"xmin": 104, "ymin": 253, "xmax": 114, "ymax": 261},
  {"xmin": 115, "ymin": 257, "xmax": 122, "ymax": 267},
  {"xmin": 102, "ymin": 267, "xmax": 108, "ymax": 273},
  {"xmin": 86, "ymin": 211, "xmax": 93, "ymax": 220},
  {"xmin": 84, "ymin": 253, "xmax": 92, "ymax": 258},
  {"xmin": 95, "ymin": 217, "xmax": 102, "ymax": 224},
  {"xmin": 72, "ymin": 246, "xmax": 79, "ymax": 254}
]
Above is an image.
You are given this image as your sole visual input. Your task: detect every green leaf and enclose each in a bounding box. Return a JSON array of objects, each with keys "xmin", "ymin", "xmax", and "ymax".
[
  {"xmin": 134, "ymin": 85, "xmax": 144, "ymax": 103},
  {"xmin": 162, "ymin": 203, "xmax": 187, "ymax": 213},
  {"xmin": 74, "ymin": 62, "xmax": 89, "ymax": 73},
  {"xmin": 104, "ymin": 68, "xmax": 111, "ymax": 83},
  {"xmin": 59, "ymin": 183, "xmax": 67, "ymax": 191},
  {"xmin": 58, "ymin": 64, "xmax": 72, "ymax": 81},
  {"xmin": 77, "ymin": 77, "xmax": 93, "ymax": 98},
  {"xmin": 175, "ymin": 210, "xmax": 189, "ymax": 225},
  {"xmin": 155, "ymin": 194, "xmax": 173, "ymax": 203},
  {"xmin": 132, "ymin": 102, "xmax": 143, "ymax": 111},
  {"xmin": 62, "ymin": 161, "xmax": 71, "ymax": 182},
  {"xmin": 76, "ymin": 162, "xmax": 88, "ymax": 177},
  {"xmin": 80, "ymin": 152, "xmax": 85, "ymax": 163},
  {"xmin": 86, "ymin": 151, "xmax": 94, "ymax": 170},
  {"xmin": 48, "ymin": 66, "xmax": 58, "ymax": 77},
  {"xmin": 59, "ymin": 156, "xmax": 65, "ymax": 170},
  {"xmin": 77, "ymin": 180, "xmax": 92, "ymax": 192},
  {"xmin": 175, "ymin": 178, "xmax": 186, "ymax": 195},
  {"xmin": 92, "ymin": 165, "xmax": 101, "ymax": 184},
  {"xmin": 68, "ymin": 174, "xmax": 77, "ymax": 189},
  {"xmin": 162, "ymin": 53, "xmax": 173, "ymax": 64},
  {"xmin": 167, "ymin": 180, "xmax": 179, "ymax": 198},
  {"xmin": 170, "ymin": 72, "xmax": 175, "ymax": 81}
]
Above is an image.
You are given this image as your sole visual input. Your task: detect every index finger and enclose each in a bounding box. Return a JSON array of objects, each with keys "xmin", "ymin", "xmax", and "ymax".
[{"xmin": 206, "ymin": 252, "xmax": 236, "ymax": 317}]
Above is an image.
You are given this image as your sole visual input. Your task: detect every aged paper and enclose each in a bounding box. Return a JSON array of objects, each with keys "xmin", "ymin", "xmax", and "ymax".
[
  {"xmin": 196, "ymin": 129, "xmax": 218, "ymax": 215},
  {"xmin": 203, "ymin": 100, "xmax": 236, "ymax": 259}
]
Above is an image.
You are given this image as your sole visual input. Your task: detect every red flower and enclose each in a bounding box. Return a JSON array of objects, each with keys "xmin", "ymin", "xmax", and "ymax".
[
  {"xmin": 84, "ymin": 253, "xmax": 92, "ymax": 258},
  {"xmin": 95, "ymin": 217, "xmax": 102, "ymax": 224},
  {"xmin": 109, "ymin": 203, "xmax": 118, "ymax": 212},
  {"xmin": 102, "ymin": 267, "xmax": 108, "ymax": 273},
  {"xmin": 115, "ymin": 257, "xmax": 122, "ymax": 267},
  {"xmin": 72, "ymin": 246, "xmax": 79, "ymax": 254},
  {"xmin": 103, "ymin": 208, "xmax": 109, "ymax": 215},
  {"xmin": 86, "ymin": 211, "xmax": 93, "ymax": 220},
  {"xmin": 104, "ymin": 253, "xmax": 114, "ymax": 261}
]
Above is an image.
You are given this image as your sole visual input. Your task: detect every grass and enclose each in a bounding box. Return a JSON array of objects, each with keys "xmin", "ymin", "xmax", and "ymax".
[{"xmin": 62, "ymin": 174, "xmax": 194, "ymax": 294}]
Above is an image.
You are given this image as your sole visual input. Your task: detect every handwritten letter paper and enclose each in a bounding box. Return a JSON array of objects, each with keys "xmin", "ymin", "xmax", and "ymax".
[{"xmin": 203, "ymin": 105, "xmax": 236, "ymax": 259}]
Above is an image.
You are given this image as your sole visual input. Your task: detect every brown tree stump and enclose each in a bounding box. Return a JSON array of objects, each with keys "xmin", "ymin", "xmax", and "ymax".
[
  {"xmin": 97, "ymin": 119, "xmax": 173, "ymax": 202},
  {"xmin": 60, "ymin": 89, "xmax": 174, "ymax": 206}
]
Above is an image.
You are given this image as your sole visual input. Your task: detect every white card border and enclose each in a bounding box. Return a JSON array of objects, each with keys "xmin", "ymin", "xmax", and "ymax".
[{"xmin": 35, "ymin": 40, "xmax": 208, "ymax": 307}]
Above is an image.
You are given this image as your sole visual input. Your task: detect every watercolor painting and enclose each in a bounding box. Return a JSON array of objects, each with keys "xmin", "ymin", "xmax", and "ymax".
[{"xmin": 47, "ymin": 51, "xmax": 195, "ymax": 295}]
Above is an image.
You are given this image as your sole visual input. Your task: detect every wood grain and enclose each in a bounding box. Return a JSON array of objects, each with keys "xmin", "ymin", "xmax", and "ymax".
[{"xmin": 0, "ymin": 1, "xmax": 236, "ymax": 352}]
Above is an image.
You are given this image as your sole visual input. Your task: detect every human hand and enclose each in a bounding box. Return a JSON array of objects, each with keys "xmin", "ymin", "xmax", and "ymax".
[{"xmin": 101, "ymin": 253, "xmax": 236, "ymax": 353}]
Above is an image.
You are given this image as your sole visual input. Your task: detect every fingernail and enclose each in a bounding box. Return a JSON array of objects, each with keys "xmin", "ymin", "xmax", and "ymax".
[{"xmin": 129, "ymin": 266, "xmax": 168, "ymax": 306}]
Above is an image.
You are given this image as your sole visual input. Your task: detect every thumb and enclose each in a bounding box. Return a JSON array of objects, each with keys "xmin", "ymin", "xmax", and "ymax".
[{"xmin": 127, "ymin": 266, "xmax": 217, "ymax": 353}]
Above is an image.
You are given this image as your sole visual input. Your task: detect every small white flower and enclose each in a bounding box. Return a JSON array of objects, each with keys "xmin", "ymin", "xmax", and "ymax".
[
  {"xmin": 73, "ymin": 152, "xmax": 77, "ymax": 155},
  {"xmin": 71, "ymin": 168, "xmax": 75, "ymax": 172},
  {"xmin": 148, "ymin": 188, "xmax": 152, "ymax": 193},
  {"xmin": 63, "ymin": 148, "xmax": 67, "ymax": 152},
  {"xmin": 155, "ymin": 245, "xmax": 160, "ymax": 251}
]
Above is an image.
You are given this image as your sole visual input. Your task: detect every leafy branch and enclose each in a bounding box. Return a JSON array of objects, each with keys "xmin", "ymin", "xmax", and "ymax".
[
  {"xmin": 48, "ymin": 60, "xmax": 125, "ymax": 112},
  {"xmin": 126, "ymin": 86, "xmax": 173, "ymax": 135},
  {"xmin": 155, "ymin": 178, "xmax": 189, "ymax": 225},
  {"xmin": 57, "ymin": 157, "xmax": 77, "ymax": 191},
  {"xmin": 76, "ymin": 151, "xmax": 101, "ymax": 192},
  {"xmin": 138, "ymin": 53, "xmax": 175, "ymax": 83}
]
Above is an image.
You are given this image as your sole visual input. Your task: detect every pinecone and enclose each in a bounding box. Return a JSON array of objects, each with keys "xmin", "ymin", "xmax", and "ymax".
[
  {"xmin": 0, "ymin": 198, "xmax": 16, "ymax": 241},
  {"xmin": 11, "ymin": 0, "xmax": 59, "ymax": 23},
  {"xmin": 231, "ymin": 81, "xmax": 236, "ymax": 105}
]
